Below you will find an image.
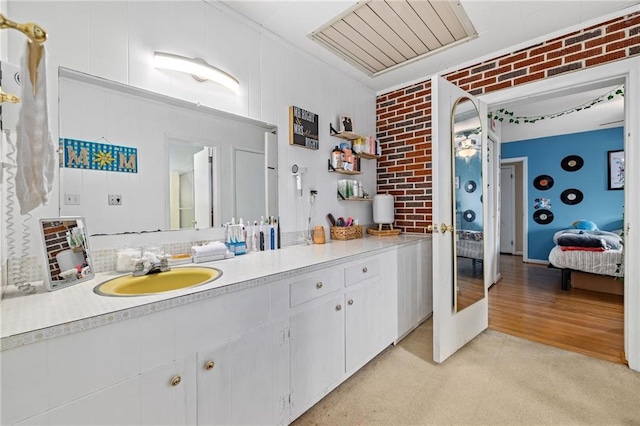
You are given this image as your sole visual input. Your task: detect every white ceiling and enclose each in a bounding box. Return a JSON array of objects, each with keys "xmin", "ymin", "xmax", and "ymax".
[{"xmin": 217, "ymin": 0, "xmax": 640, "ymax": 94}]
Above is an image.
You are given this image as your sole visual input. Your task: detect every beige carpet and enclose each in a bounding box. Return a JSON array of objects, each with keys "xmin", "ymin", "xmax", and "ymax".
[{"xmin": 294, "ymin": 320, "xmax": 640, "ymax": 425}]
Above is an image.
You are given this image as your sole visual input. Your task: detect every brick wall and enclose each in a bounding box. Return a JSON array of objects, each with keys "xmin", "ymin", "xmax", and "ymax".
[
  {"xmin": 43, "ymin": 221, "xmax": 75, "ymax": 281},
  {"xmin": 376, "ymin": 11, "xmax": 640, "ymax": 233}
]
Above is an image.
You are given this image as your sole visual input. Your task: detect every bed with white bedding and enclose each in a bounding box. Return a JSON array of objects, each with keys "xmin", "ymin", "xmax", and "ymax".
[{"xmin": 548, "ymin": 227, "xmax": 624, "ymax": 291}]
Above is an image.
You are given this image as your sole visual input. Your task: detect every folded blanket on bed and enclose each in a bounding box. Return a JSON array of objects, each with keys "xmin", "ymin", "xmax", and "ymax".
[
  {"xmin": 553, "ymin": 229, "xmax": 622, "ymax": 250},
  {"xmin": 560, "ymin": 246, "xmax": 606, "ymax": 252}
]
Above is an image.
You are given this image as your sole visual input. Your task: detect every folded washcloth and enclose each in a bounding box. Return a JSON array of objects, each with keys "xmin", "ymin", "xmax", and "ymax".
[{"xmin": 191, "ymin": 241, "xmax": 228, "ymax": 258}]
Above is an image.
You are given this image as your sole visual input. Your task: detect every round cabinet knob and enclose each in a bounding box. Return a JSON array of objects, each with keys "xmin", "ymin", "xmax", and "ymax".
[
  {"xmin": 170, "ymin": 375, "xmax": 182, "ymax": 387},
  {"xmin": 362, "ymin": 267, "xmax": 368, "ymax": 273},
  {"xmin": 336, "ymin": 304, "xmax": 342, "ymax": 311},
  {"xmin": 316, "ymin": 282, "xmax": 323, "ymax": 289},
  {"xmin": 348, "ymin": 299, "xmax": 354, "ymax": 306},
  {"xmin": 204, "ymin": 361, "xmax": 215, "ymax": 371}
]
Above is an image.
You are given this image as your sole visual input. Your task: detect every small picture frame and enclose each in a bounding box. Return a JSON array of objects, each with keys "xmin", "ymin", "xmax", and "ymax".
[
  {"xmin": 339, "ymin": 115, "xmax": 353, "ymax": 133},
  {"xmin": 607, "ymin": 150, "xmax": 624, "ymax": 190}
]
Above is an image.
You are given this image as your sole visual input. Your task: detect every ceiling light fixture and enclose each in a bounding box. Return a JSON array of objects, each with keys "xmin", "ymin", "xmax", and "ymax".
[
  {"xmin": 154, "ymin": 51, "xmax": 239, "ymax": 93},
  {"xmin": 455, "ymin": 134, "xmax": 480, "ymax": 159}
]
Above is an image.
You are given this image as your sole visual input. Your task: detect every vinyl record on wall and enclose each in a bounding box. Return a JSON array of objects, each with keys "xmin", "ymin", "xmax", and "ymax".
[
  {"xmin": 533, "ymin": 209, "xmax": 554, "ymax": 225},
  {"xmin": 561, "ymin": 155, "xmax": 584, "ymax": 172},
  {"xmin": 464, "ymin": 180, "xmax": 477, "ymax": 193},
  {"xmin": 560, "ymin": 188, "xmax": 584, "ymax": 205},
  {"xmin": 533, "ymin": 174, "xmax": 554, "ymax": 190},
  {"xmin": 463, "ymin": 210, "xmax": 476, "ymax": 222}
]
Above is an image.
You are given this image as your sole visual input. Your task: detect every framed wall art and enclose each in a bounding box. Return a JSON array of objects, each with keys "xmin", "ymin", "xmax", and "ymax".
[{"xmin": 607, "ymin": 150, "xmax": 624, "ymax": 190}]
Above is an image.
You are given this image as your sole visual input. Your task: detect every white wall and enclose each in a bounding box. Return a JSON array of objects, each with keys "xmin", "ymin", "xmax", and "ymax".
[{"xmin": 3, "ymin": 0, "xmax": 377, "ymax": 256}]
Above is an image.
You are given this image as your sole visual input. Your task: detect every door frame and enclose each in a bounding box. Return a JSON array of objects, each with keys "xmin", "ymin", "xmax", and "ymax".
[
  {"xmin": 479, "ymin": 57, "xmax": 639, "ymax": 371},
  {"xmin": 499, "ymin": 164, "xmax": 516, "ymax": 255},
  {"xmin": 499, "ymin": 157, "xmax": 528, "ymax": 261}
]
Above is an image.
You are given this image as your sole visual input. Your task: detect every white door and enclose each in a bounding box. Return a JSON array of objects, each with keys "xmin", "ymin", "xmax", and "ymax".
[
  {"xmin": 193, "ymin": 148, "xmax": 212, "ymax": 229},
  {"xmin": 432, "ymin": 75, "xmax": 489, "ymax": 363},
  {"xmin": 500, "ymin": 165, "xmax": 516, "ymax": 254}
]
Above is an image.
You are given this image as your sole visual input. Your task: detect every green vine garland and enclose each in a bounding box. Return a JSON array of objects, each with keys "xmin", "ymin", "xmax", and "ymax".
[{"xmin": 488, "ymin": 85, "xmax": 624, "ymax": 124}]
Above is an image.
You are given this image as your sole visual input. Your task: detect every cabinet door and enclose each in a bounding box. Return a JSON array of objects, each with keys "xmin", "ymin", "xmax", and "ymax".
[
  {"xmin": 197, "ymin": 321, "xmax": 289, "ymax": 425},
  {"xmin": 47, "ymin": 359, "xmax": 186, "ymax": 426},
  {"xmin": 417, "ymin": 239, "xmax": 433, "ymax": 321},
  {"xmin": 345, "ymin": 277, "xmax": 383, "ymax": 373},
  {"xmin": 397, "ymin": 243, "xmax": 418, "ymax": 339},
  {"xmin": 197, "ymin": 345, "xmax": 231, "ymax": 425},
  {"xmin": 290, "ymin": 295, "xmax": 345, "ymax": 419}
]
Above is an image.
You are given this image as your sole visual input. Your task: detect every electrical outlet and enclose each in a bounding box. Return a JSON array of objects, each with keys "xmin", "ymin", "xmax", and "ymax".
[
  {"xmin": 108, "ymin": 194, "xmax": 122, "ymax": 205},
  {"xmin": 64, "ymin": 194, "xmax": 80, "ymax": 205}
]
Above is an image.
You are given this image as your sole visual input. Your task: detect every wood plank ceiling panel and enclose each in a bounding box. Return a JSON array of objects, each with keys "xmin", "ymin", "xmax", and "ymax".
[{"xmin": 309, "ymin": 0, "xmax": 477, "ymax": 76}]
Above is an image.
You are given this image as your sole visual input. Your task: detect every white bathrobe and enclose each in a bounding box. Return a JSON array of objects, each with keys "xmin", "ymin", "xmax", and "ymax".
[{"xmin": 15, "ymin": 43, "xmax": 56, "ymax": 215}]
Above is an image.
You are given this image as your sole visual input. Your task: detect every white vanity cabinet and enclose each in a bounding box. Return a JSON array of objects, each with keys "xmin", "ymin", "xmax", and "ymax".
[
  {"xmin": 396, "ymin": 239, "xmax": 433, "ymax": 341},
  {"xmin": 2, "ymin": 239, "xmax": 428, "ymax": 426}
]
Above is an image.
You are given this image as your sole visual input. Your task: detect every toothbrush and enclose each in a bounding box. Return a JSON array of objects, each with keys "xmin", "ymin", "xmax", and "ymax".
[{"xmin": 259, "ymin": 217, "xmax": 265, "ymax": 251}]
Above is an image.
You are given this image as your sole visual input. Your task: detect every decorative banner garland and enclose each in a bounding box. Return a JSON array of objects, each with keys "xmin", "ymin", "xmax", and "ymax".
[{"xmin": 488, "ymin": 85, "xmax": 624, "ymax": 124}]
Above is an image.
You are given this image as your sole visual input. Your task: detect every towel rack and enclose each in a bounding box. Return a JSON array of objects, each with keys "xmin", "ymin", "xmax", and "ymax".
[{"xmin": 0, "ymin": 13, "xmax": 48, "ymax": 103}]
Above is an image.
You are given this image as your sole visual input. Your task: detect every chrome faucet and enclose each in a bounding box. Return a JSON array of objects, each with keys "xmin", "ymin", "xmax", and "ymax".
[{"xmin": 132, "ymin": 255, "xmax": 171, "ymax": 276}]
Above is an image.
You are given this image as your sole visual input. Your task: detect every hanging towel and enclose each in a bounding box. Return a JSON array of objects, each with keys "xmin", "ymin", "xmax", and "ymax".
[{"xmin": 15, "ymin": 43, "xmax": 56, "ymax": 215}]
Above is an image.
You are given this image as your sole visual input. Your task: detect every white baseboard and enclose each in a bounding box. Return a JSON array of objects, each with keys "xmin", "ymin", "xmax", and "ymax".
[{"xmin": 526, "ymin": 259, "xmax": 549, "ymax": 265}]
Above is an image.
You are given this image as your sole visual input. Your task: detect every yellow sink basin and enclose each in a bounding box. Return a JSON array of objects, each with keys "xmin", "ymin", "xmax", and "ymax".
[{"xmin": 94, "ymin": 267, "xmax": 222, "ymax": 297}]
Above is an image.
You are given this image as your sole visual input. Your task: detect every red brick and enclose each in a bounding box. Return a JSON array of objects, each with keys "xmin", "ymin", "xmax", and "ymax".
[
  {"xmin": 485, "ymin": 81, "xmax": 513, "ymax": 93},
  {"xmin": 531, "ymin": 41, "xmax": 563, "ymax": 56},
  {"xmin": 445, "ymin": 69, "xmax": 470, "ymax": 81},
  {"xmin": 499, "ymin": 52, "xmax": 527, "ymax": 66},
  {"xmin": 530, "ymin": 58, "xmax": 563, "ymax": 73},
  {"xmin": 565, "ymin": 47, "xmax": 602, "ymax": 62},
  {"xmin": 396, "ymin": 106, "xmax": 414, "ymax": 116},
  {"xmin": 485, "ymin": 65, "xmax": 512, "ymax": 78},
  {"xmin": 513, "ymin": 54, "xmax": 545, "ymax": 70},
  {"xmin": 585, "ymin": 50, "xmax": 626, "ymax": 66},
  {"xmin": 407, "ymin": 98, "xmax": 427, "ymax": 108},
  {"xmin": 606, "ymin": 35, "xmax": 640, "ymax": 52},
  {"xmin": 470, "ymin": 76, "xmax": 497, "ymax": 90},
  {"xmin": 585, "ymin": 31, "xmax": 625, "ymax": 48},
  {"xmin": 397, "ymin": 93, "xmax": 415, "ymax": 103},
  {"xmin": 546, "ymin": 44, "xmax": 581, "ymax": 59},
  {"xmin": 514, "ymin": 71, "xmax": 545, "ymax": 86},
  {"xmin": 607, "ymin": 14, "xmax": 640, "ymax": 33},
  {"xmin": 459, "ymin": 73, "xmax": 483, "ymax": 85},
  {"xmin": 388, "ymin": 166, "xmax": 405, "ymax": 172}
]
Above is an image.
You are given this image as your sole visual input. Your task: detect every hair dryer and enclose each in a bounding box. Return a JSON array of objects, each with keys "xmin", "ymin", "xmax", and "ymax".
[{"xmin": 292, "ymin": 164, "xmax": 307, "ymax": 196}]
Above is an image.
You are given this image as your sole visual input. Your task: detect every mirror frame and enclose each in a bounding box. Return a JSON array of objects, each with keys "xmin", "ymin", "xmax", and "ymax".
[{"xmin": 39, "ymin": 217, "xmax": 94, "ymax": 291}]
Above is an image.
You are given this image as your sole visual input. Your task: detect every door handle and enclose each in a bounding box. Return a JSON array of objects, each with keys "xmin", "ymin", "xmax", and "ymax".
[
  {"xmin": 440, "ymin": 223, "xmax": 454, "ymax": 234},
  {"xmin": 427, "ymin": 224, "xmax": 439, "ymax": 233}
]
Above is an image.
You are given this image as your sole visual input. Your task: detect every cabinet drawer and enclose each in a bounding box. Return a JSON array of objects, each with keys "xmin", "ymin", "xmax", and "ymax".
[
  {"xmin": 345, "ymin": 257, "xmax": 380, "ymax": 287},
  {"xmin": 290, "ymin": 268, "xmax": 342, "ymax": 307}
]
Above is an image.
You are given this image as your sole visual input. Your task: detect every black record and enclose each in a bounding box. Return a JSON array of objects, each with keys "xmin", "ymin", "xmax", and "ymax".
[
  {"xmin": 463, "ymin": 210, "xmax": 476, "ymax": 222},
  {"xmin": 533, "ymin": 175, "xmax": 554, "ymax": 190},
  {"xmin": 560, "ymin": 188, "xmax": 584, "ymax": 205},
  {"xmin": 464, "ymin": 180, "xmax": 477, "ymax": 193},
  {"xmin": 561, "ymin": 155, "xmax": 584, "ymax": 172},
  {"xmin": 533, "ymin": 209, "xmax": 554, "ymax": 225}
]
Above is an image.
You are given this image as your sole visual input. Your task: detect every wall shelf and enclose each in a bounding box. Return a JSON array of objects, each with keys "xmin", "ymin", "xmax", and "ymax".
[
  {"xmin": 329, "ymin": 169, "xmax": 362, "ymax": 175},
  {"xmin": 331, "ymin": 130, "xmax": 363, "ymax": 141},
  {"xmin": 337, "ymin": 197, "xmax": 372, "ymax": 202},
  {"xmin": 357, "ymin": 152, "xmax": 379, "ymax": 160}
]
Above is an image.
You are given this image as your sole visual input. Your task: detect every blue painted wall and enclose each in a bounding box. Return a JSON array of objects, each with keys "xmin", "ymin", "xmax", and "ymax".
[
  {"xmin": 455, "ymin": 154, "xmax": 483, "ymax": 231},
  {"xmin": 502, "ymin": 127, "xmax": 624, "ymax": 261}
]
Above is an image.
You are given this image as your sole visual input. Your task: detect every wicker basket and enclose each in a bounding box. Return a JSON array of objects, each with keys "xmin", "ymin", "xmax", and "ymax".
[{"xmin": 330, "ymin": 225, "xmax": 363, "ymax": 241}]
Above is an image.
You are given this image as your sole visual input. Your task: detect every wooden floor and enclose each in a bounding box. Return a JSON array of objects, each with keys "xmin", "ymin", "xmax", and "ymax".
[{"xmin": 489, "ymin": 254, "xmax": 625, "ymax": 364}]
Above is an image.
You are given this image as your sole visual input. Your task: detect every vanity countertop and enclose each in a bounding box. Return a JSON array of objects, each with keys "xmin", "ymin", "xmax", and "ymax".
[{"xmin": 1, "ymin": 234, "xmax": 429, "ymax": 350}]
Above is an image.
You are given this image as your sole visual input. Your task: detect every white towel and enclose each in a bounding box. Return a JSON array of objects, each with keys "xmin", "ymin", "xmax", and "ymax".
[
  {"xmin": 15, "ymin": 43, "xmax": 55, "ymax": 215},
  {"xmin": 191, "ymin": 241, "xmax": 228, "ymax": 258}
]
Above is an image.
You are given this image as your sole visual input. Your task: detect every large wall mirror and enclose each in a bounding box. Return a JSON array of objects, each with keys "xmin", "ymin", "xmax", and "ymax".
[
  {"xmin": 58, "ymin": 68, "xmax": 278, "ymax": 236},
  {"xmin": 452, "ymin": 97, "xmax": 485, "ymax": 312}
]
